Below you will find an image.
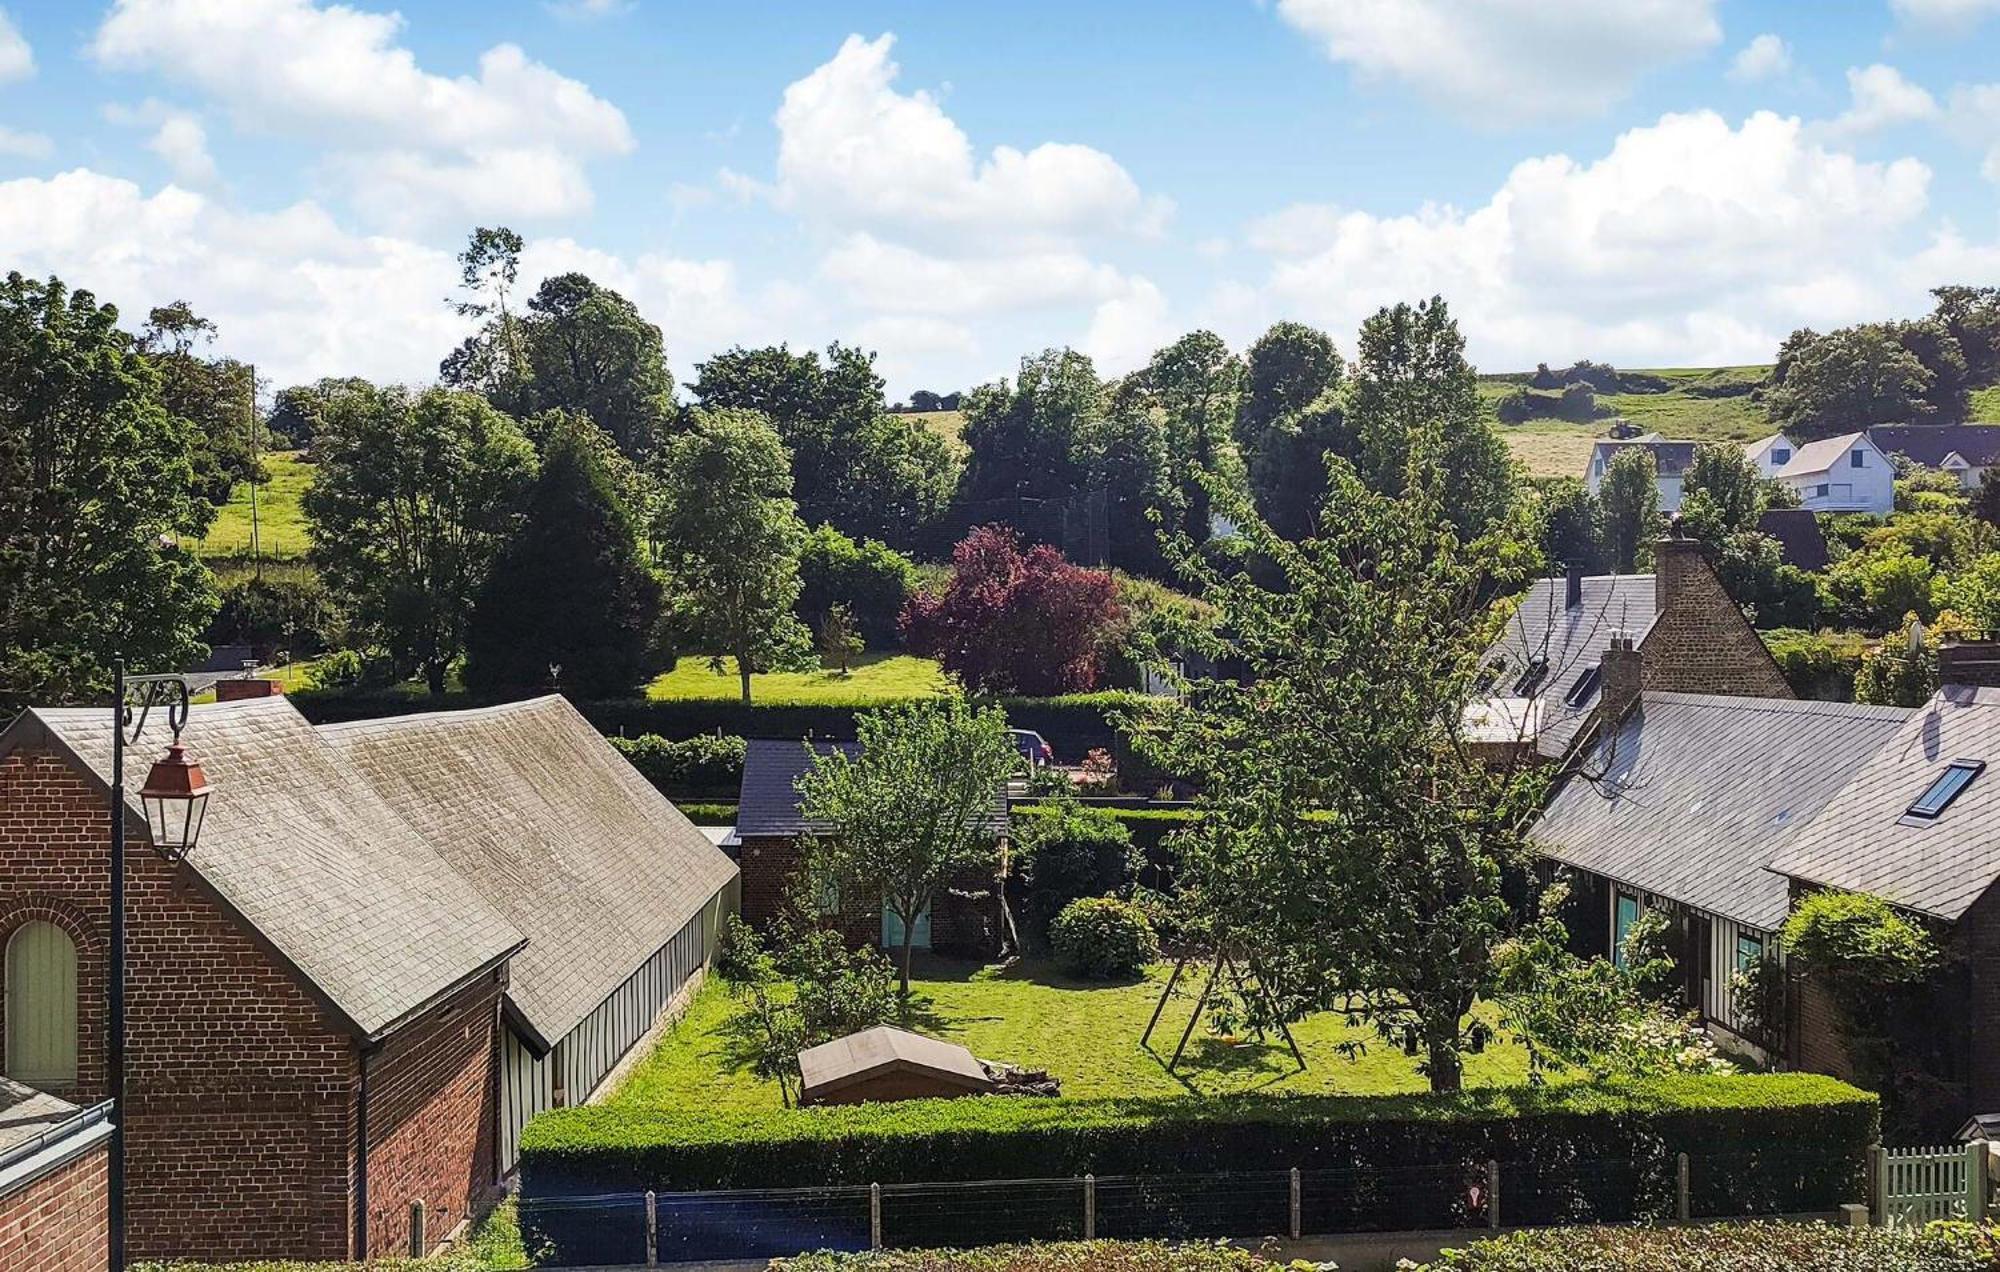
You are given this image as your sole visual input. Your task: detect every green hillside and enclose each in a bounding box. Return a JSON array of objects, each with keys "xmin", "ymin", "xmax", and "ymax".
[{"xmin": 193, "ymin": 450, "xmax": 314, "ymax": 560}]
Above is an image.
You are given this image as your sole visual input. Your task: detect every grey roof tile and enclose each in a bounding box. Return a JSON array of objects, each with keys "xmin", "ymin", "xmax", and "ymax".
[
  {"xmin": 737, "ymin": 738, "xmax": 1009, "ymax": 838},
  {"xmin": 1869, "ymin": 425, "xmax": 2000, "ymax": 470},
  {"xmin": 1479, "ymin": 573, "xmax": 1659, "ymax": 759},
  {"xmin": 1535, "ymin": 692, "xmax": 1912, "ymax": 930}
]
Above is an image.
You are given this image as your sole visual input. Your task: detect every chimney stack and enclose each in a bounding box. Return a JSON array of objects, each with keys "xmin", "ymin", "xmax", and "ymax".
[
  {"xmin": 1565, "ymin": 561, "xmax": 1584, "ymax": 610},
  {"xmin": 1599, "ymin": 630, "xmax": 1643, "ymax": 727},
  {"xmin": 215, "ymin": 677, "xmax": 285, "ymax": 702},
  {"xmin": 1653, "ymin": 533, "xmax": 1704, "ymax": 615}
]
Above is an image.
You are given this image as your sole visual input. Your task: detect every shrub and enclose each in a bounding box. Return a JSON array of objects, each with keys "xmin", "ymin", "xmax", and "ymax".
[
  {"xmin": 607, "ymin": 732, "xmax": 747, "ymax": 798},
  {"xmin": 207, "ymin": 574, "xmax": 331, "ymax": 659},
  {"xmin": 1049, "ymin": 896, "xmax": 1156, "ymax": 978},
  {"xmin": 300, "ymin": 648, "xmax": 367, "ymax": 691},
  {"xmin": 1016, "ymin": 797, "xmax": 1139, "ymax": 947},
  {"xmin": 774, "ymin": 1242, "xmax": 1273, "ymax": 1272},
  {"xmin": 1763, "ymin": 628, "xmax": 1868, "ymax": 701},
  {"xmin": 1419, "ymin": 1221, "xmax": 2000, "ymax": 1270},
  {"xmin": 798, "ymin": 524, "xmax": 920, "ymax": 648}
]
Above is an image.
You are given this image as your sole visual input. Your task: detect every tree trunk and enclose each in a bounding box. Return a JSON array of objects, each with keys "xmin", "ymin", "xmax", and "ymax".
[
  {"xmin": 1427, "ymin": 1025, "xmax": 1464, "ymax": 1093},
  {"xmin": 426, "ymin": 659, "xmax": 446, "ymax": 696},
  {"xmin": 899, "ymin": 926, "xmax": 915, "ymax": 998},
  {"xmin": 738, "ymin": 650, "xmax": 752, "ymax": 703}
]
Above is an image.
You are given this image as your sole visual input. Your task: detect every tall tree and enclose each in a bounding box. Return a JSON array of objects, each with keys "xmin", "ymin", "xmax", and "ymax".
[
  {"xmin": 1766, "ymin": 324, "xmax": 1935, "ymax": 440},
  {"xmin": 958, "ymin": 349, "xmax": 1095, "ymax": 520},
  {"xmin": 1534, "ymin": 477, "xmax": 1604, "ymax": 574},
  {"xmin": 304, "ymin": 386, "xmax": 536, "ymax": 694},
  {"xmin": 0, "ymin": 273, "xmax": 218, "ymax": 708},
  {"xmin": 796, "ymin": 699, "xmax": 1018, "ymax": 994},
  {"xmin": 1143, "ymin": 330, "xmax": 1243, "ymax": 545},
  {"xmin": 1249, "ymin": 397, "xmax": 1356, "ymax": 541},
  {"xmin": 1236, "ymin": 321, "xmax": 1342, "ymax": 455},
  {"xmin": 1599, "ymin": 447, "xmax": 1660, "ymax": 573},
  {"xmin": 1137, "ymin": 459, "xmax": 1550, "ymax": 1092},
  {"xmin": 1348, "ymin": 297, "xmax": 1514, "ymax": 540},
  {"xmin": 140, "ymin": 301, "xmax": 263, "ymax": 507},
  {"xmin": 463, "ymin": 417, "xmax": 663, "ymax": 697},
  {"xmin": 1932, "ymin": 285, "xmax": 2000, "ymax": 385},
  {"xmin": 654, "ymin": 408, "xmax": 813, "ymax": 702},
  {"xmin": 445, "ymin": 226, "xmax": 528, "ymax": 400},
  {"xmin": 1074, "ymin": 395, "xmax": 1178, "ymax": 576}
]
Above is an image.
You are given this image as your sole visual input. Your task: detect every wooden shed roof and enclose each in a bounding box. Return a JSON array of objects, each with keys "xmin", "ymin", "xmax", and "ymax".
[{"xmin": 797, "ymin": 1026, "xmax": 994, "ymax": 1102}]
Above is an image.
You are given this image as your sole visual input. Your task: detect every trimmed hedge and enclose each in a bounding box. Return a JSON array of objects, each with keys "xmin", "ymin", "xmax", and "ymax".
[
  {"xmin": 607, "ymin": 732, "xmax": 745, "ymax": 799},
  {"xmin": 522, "ymin": 1075, "xmax": 1874, "ymax": 1262},
  {"xmin": 774, "ymin": 1243, "xmax": 1271, "ymax": 1272},
  {"xmin": 1418, "ymin": 1221, "xmax": 2000, "ymax": 1270}
]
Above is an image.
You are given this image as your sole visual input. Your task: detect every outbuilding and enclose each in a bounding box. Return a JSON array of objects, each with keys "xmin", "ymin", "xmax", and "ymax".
[{"xmin": 798, "ymin": 1026, "xmax": 995, "ymax": 1105}]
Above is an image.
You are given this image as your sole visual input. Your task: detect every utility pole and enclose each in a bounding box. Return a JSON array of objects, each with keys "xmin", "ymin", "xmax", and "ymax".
[{"xmin": 247, "ymin": 363, "xmax": 263, "ymax": 576}]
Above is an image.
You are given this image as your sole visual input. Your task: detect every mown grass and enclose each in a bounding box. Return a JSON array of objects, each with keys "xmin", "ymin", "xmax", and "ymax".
[
  {"xmin": 644, "ymin": 652, "xmax": 956, "ymax": 704},
  {"xmin": 194, "ymin": 450, "xmax": 314, "ymax": 560},
  {"xmin": 608, "ymin": 957, "xmax": 1531, "ymax": 1113}
]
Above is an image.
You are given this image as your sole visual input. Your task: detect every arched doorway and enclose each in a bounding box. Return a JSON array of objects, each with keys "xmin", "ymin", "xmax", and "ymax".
[{"xmin": 5, "ymin": 920, "xmax": 78, "ymax": 1090}]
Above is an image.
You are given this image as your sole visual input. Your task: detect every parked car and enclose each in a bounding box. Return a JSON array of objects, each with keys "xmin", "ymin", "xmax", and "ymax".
[{"xmin": 1010, "ymin": 728, "xmax": 1054, "ymax": 767}]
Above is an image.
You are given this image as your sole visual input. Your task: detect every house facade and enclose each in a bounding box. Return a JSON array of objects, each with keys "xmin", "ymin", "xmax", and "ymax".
[
  {"xmin": 1772, "ymin": 432, "xmax": 1895, "ymax": 513},
  {"xmin": 1742, "ymin": 432, "xmax": 1796, "ymax": 479},
  {"xmin": 1868, "ymin": 424, "xmax": 2000, "ymax": 491},
  {"xmin": 0, "ymin": 691, "xmax": 735, "ymax": 1262},
  {"xmin": 1584, "ymin": 434, "xmax": 1696, "ymax": 513}
]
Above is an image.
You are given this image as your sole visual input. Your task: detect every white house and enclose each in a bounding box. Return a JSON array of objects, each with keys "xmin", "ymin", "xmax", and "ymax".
[
  {"xmin": 1740, "ymin": 433, "xmax": 1796, "ymax": 479},
  {"xmin": 1772, "ymin": 431, "xmax": 1895, "ymax": 514},
  {"xmin": 1584, "ymin": 434, "xmax": 1697, "ymax": 514},
  {"xmin": 1868, "ymin": 425, "xmax": 2000, "ymax": 491}
]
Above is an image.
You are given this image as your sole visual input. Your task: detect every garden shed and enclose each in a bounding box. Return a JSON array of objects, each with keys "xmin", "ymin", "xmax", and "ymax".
[{"xmin": 797, "ymin": 1026, "xmax": 995, "ymax": 1105}]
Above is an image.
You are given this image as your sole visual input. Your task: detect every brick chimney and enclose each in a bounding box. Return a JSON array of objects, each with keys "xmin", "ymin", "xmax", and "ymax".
[
  {"xmin": 1599, "ymin": 630, "xmax": 1642, "ymax": 727},
  {"xmin": 215, "ymin": 677, "xmax": 285, "ymax": 702},
  {"xmin": 1940, "ymin": 635, "xmax": 2000, "ymax": 689},
  {"xmin": 1653, "ymin": 533, "xmax": 1705, "ymax": 615},
  {"xmin": 1565, "ymin": 561, "xmax": 1584, "ymax": 610}
]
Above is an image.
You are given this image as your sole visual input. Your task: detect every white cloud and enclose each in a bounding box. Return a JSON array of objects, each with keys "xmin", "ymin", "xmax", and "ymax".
[
  {"xmin": 1818, "ymin": 65, "xmax": 1940, "ymax": 140},
  {"xmin": 0, "ymin": 125, "xmax": 50, "ymax": 159},
  {"xmin": 548, "ymin": 0, "xmax": 633, "ymax": 17},
  {"xmin": 146, "ymin": 112, "xmax": 217, "ymax": 186},
  {"xmin": 1728, "ymin": 34, "xmax": 1792, "ymax": 83},
  {"xmin": 772, "ymin": 34, "xmax": 1167, "ymax": 247},
  {"xmin": 0, "ymin": 9, "xmax": 32, "ymax": 84},
  {"xmin": 89, "ymin": 0, "xmax": 632, "ymax": 226},
  {"xmin": 1890, "ymin": 0, "xmax": 2000, "ymax": 27},
  {"xmin": 1234, "ymin": 110, "xmax": 1946, "ymax": 372},
  {"xmin": 1946, "ymin": 81, "xmax": 2000, "ymax": 181},
  {"xmin": 1083, "ymin": 278, "xmax": 1175, "ymax": 377},
  {"xmin": 1274, "ymin": 0, "xmax": 1721, "ymax": 123},
  {"xmin": 819, "ymin": 234, "xmax": 1139, "ymax": 317}
]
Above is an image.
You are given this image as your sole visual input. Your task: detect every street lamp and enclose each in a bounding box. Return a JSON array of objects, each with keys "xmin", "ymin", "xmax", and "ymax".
[{"xmin": 108, "ymin": 663, "xmax": 208, "ymax": 1272}]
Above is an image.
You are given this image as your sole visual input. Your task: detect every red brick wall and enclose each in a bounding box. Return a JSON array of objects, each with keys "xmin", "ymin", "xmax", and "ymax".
[
  {"xmin": 739, "ymin": 834, "xmax": 999, "ymax": 957},
  {"xmin": 1960, "ymin": 884, "xmax": 2000, "ymax": 1112},
  {"xmin": 363, "ymin": 973, "xmax": 503, "ymax": 1257},
  {"xmin": 0, "ymin": 1141, "xmax": 108, "ymax": 1272}
]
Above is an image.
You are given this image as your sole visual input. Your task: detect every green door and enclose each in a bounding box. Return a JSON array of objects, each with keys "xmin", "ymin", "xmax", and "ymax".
[
  {"xmin": 6, "ymin": 921, "xmax": 77, "ymax": 1090},
  {"xmin": 883, "ymin": 902, "xmax": 931, "ymax": 951}
]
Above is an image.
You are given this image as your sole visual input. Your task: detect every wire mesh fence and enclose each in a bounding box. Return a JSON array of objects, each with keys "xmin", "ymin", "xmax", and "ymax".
[{"xmin": 518, "ymin": 1148, "xmax": 1864, "ymax": 1267}]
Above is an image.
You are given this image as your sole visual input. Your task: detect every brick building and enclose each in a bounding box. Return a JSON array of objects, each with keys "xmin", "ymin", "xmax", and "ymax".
[
  {"xmin": 0, "ymin": 691, "xmax": 736, "ymax": 1262},
  {"xmin": 1, "ymin": 1081, "xmax": 110, "ymax": 1272},
  {"xmin": 735, "ymin": 739, "xmax": 1009, "ymax": 957}
]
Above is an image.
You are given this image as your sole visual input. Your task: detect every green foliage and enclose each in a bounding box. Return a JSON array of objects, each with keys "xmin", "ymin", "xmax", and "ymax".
[
  {"xmin": 1599, "ymin": 448, "xmax": 1660, "ymax": 573},
  {"xmin": 1016, "ymin": 793, "xmax": 1140, "ymax": 946},
  {"xmin": 208, "ymin": 573, "xmax": 331, "ymax": 660},
  {"xmin": 139, "ymin": 300, "xmax": 266, "ymax": 508},
  {"xmin": 1783, "ymin": 891, "xmax": 1937, "ymax": 989},
  {"xmin": 713, "ymin": 915, "xmax": 897, "ymax": 1105},
  {"xmin": 796, "ymin": 523, "xmax": 918, "ymax": 647},
  {"xmin": 1620, "ymin": 910, "xmax": 1682, "ymax": 1006},
  {"xmin": 1729, "ymin": 951, "xmax": 1787, "ymax": 1050},
  {"xmin": 1418, "ymin": 1221, "xmax": 2000, "ymax": 1271},
  {"xmin": 959, "ymin": 349, "xmax": 1095, "ymax": 517},
  {"xmin": 1936, "ymin": 553, "xmax": 2000, "ymax": 631},
  {"xmin": 1899, "ymin": 466, "xmax": 1971, "ymax": 513},
  {"xmin": 1138, "ymin": 330, "xmax": 1244, "ymax": 546},
  {"xmin": 301, "ymin": 648, "xmax": 369, "ymax": 692},
  {"xmin": 1050, "ymin": 896, "xmax": 1158, "ymax": 979},
  {"xmin": 304, "ymin": 384, "xmax": 537, "ymax": 693},
  {"xmin": 819, "ymin": 602, "xmax": 865, "ymax": 674},
  {"xmin": 1854, "ymin": 613, "xmax": 1942, "ymax": 707},
  {"xmin": 797, "ymin": 699, "xmax": 1019, "ymax": 990},
  {"xmin": 0, "ymin": 273, "xmax": 220, "ymax": 709},
  {"xmin": 1821, "ymin": 548, "xmax": 1936, "ymax": 632},
  {"xmin": 607, "ymin": 733, "xmax": 746, "ymax": 798},
  {"xmin": 1768, "ymin": 322, "xmax": 1957, "ymax": 441},
  {"xmin": 654, "ymin": 407, "xmax": 815, "ymax": 702},
  {"xmin": 463, "ymin": 418, "xmax": 664, "ymax": 697},
  {"xmin": 1534, "ymin": 477, "xmax": 1604, "ymax": 573},
  {"xmin": 1763, "ymin": 628, "xmax": 1869, "ymax": 701},
  {"xmin": 773, "ymin": 1241, "xmax": 1273, "ymax": 1272},
  {"xmin": 1235, "ymin": 320, "xmax": 1342, "ymax": 459}
]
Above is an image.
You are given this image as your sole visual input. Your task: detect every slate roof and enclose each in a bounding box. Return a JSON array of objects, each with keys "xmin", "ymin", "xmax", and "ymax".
[
  {"xmin": 1535, "ymin": 693, "xmax": 1911, "ymax": 930},
  {"xmin": 1479, "ymin": 573, "xmax": 1659, "ymax": 759},
  {"xmin": 0, "ymin": 1078, "xmax": 78, "ymax": 1158},
  {"xmin": 321, "ymin": 697, "xmax": 739, "ymax": 1053},
  {"xmin": 1756, "ymin": 507, "xmax": 1831, "ymax": 572},
  {"xmin": 1869, "ymin": 425, "xmax": 2000, "ymax": 470},
  {"xmin": 1769, "ymin": 685, "xmax": 2000, "ymax": 920},
  {"xmin": 1591, "ymin": 435, "xmax": 1698, "ymax": 478},
  {"xmin": 1776, "ymin": 431, "xmax": 1871, "ymax": 479},
  {"xmin": 737, "ymin": 738, "xmax": 1010, "ymax": 838},
  {"xmin": 7, "ymin": 697, "xmax": 524, "ymax": 1038}
]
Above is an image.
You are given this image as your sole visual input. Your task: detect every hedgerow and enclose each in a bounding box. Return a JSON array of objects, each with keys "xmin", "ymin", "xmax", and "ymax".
[
  {"xmin": 773, "ymin": 1242, "xmax": 1270, "ymax": 1272},
  {"xmin": 1418, "ymin": 1220, "xmax": 2000, "ymax": 1270}
]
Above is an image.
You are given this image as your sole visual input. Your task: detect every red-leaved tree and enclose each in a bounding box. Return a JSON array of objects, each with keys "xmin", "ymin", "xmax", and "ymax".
[{"xmin": 901, "ymin": 525, "xmax": 1123, "ymax": 694}]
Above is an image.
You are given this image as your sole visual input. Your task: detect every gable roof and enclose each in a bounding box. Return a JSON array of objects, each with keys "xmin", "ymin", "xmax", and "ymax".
[
  {"xmin": 737, "ymin": 738, "xmax": 1010, "ymax": 838},
  {"xmin": 1768, "ymin": 685, "xmax": 2000, "ymax": 920},
  {"xmin": 1742, "ymin": 433, "xmax": 1794, "ymax": 463},
  {"xmin": 320, "ymin": 696, "xmax": 739, "ymax": 1054},
  {"xmin": 1869, "ymin": 425, "xmax": 2000, "ymax": 471},
  {"xmin": 1480, "ymin": 573, "xmax": 1659, "ymax": 758},
  {"xmin": 797, "ymin": 1026, "xmax": 993, "ymax": 1103},
  {"xmin": 1590, "ymin": 435, "xmax": 1698, "ymax": 479},
  {"xmin": 1535, "ymin": 693, "xmax": 1911, "ymax": 930},
  {"xmin": 1776, "ymin": 431, "xmax": 1876, "ymax": 480},
  {"xmin": 6, "ymin": 697, "xmax": 524, "ymax": 1038},
  {"xmin": 1755, "ymin": 507, "xmax": 1830, "ymax": 572}
]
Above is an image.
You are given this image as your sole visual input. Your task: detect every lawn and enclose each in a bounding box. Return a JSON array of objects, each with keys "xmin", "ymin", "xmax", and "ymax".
[
  {"xmin": 645, "ymin": 652, "xmax": 956, "ymax": 704},
  {"xmin": 609, "ymin": 956, "xmax": 1532, "ymax": 1112},
  {"xmin": 195, "ymin": 450, "xmax": 314, "ymax": 560}
]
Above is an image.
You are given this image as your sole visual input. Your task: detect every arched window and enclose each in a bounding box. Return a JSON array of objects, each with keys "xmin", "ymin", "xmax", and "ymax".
[{"xmin": 5, "ymin": 921, "xmax": 78, "ymax": 1090}]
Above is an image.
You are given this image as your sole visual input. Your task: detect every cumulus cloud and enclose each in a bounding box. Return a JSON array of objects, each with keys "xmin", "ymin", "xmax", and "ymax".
[
  {"xmin": 1233, "ymin": 110, "xmax": 1944, "ymax": 371},
  {"xmin": 106, "ymin": 101, "xmax": 218, "ymax": 186},
  {"xmin": 89, "ymin": 0, "xmax": 632, "ymax": 226},
  {"xmin": 1818, "ymin": 65, "xmax": 1941, "ymax": 140},
  {"xmin": 1273, "ymin": 0, "xmax": 1721, "ymax": 123},
  {"xmin": 0, "ymin": 9, "xmax": 31, "ymax": 84},
  {"xmin": 1728, "ymin": 34, "xmax": 1792, "ymax": 84}
]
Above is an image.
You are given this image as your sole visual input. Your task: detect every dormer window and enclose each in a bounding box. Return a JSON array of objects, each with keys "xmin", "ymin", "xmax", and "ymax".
[
  {"xmin": 1564, "ymin": 666, "xmax": 1601, "ymax": 708},
  {"xmin": 1908, "ymin": 759, "xmax": 1984, "ymax": 820}
]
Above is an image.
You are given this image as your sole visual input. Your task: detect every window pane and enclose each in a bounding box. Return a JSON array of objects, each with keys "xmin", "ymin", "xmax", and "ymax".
[{"xmin": 1910, "ymin": 761, "xmax": 1983, "ymax": 818}]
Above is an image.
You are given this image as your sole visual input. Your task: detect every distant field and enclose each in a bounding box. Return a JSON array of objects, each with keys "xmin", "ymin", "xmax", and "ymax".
[
  {"xmin": 905, "ymin": 409, "xmax": 967, "ymax": 448},
  {"xmin": 1974, "ymin": 386, "xmax": 2000, "ymax": 422},
  {"xmin": 644, "ymin": 652, "xmax": 955, "ymax": 704},
  {"xmin": 195, "ymin": 450, "xmax": 313, "ymax": 559},
  {"xmin": 1482, "ymin": 365, "xmax": 1772, "ymax": 480}
]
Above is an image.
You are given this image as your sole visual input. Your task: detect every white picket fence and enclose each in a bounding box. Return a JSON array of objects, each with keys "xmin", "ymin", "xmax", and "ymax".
[{"xmin": 1872, "ymin": 1143, "xmax": 1989, "ymax": 1228}]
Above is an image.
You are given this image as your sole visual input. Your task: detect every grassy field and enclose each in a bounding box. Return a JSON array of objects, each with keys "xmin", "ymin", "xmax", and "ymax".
[
  {"xmin": 610, "ymin": 957, "xmax": 1531, "ymax": 1112},
  {"xmin": 1973, "ymin": 385, "xmax": 2000, "ymax": 422},
  {"xmin": 194, "ymin": 450, "xmax": 314, "ymax": 560},
  {"xmin": 645, "ymin": 652, "xmax": 956, "ymax": 703},
  {"xmin": 1479, "ymin": 367, "xmax": 1773, "ymax": 480}
]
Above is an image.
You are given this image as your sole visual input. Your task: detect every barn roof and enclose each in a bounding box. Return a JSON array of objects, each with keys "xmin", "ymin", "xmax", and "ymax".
[
  {"xmin": 737, "ymin": 738, "xmax": 1010, "ymax": 838},
  {"xmin": 7, "ymin": 697, "xmax": 525, "ymax": 1039},
  {"xmin": 321, "ymin": 696, "xmax": 739, "ymax": 1053},
  {"xmin": 797, "ymin": 1026, "xmax": 994, "ymax": 1103},
  {"xmin": 1869, "ymin": 425, "xmax": 2000, "ymax": 470}
]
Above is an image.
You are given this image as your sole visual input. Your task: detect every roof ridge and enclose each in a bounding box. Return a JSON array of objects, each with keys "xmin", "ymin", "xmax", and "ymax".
[
  {"xmin": 1642, "ymin": 691, "xmax": 1915, "ymax": 720},
  {"xmin": 315, "ymin": 694, "xmax": 568, "ymax": 733}
]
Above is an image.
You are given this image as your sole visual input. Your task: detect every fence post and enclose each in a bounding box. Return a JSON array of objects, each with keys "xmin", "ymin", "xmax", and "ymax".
[
  {"xmin": 645, "ymin": 1189, "xmax": 657, "ymax": 1266},
  {"xmin": 1676, "ymin": 1152, "xmax": 1690, "ymax": 1222},
  {"xmin": 408, "ymin": 1200, "xmax": 426, "ymax": 1258},
  {"xmin": 1084, "ymin": 1174, "xmax": 1096, "ymax": 1240},
  {"xmin": 1868, "ymin": 1143, "xmax": 1886, "ymax": 1227},
  {"xmin": 871, "ymin": 1183, "xmax": 883, "ymax": 1250},
  {"xmin": 1969, "ymin": 1142, "xmax": 1989, "ymax": 1223},
  {"xmin": 1289, "ymin": 1167, "xmax": 1301, "ymax": 1240},
  {"xmin": 1486, "ymin": 1160, "xmax": 1501, "ymax": 1230}
]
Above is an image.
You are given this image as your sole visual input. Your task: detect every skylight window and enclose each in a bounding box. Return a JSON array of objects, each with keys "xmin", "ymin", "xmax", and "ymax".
[
  {"xmin": 1908, "ymin": 760, "xmax": 1985, "ymax": 820},
  {"xmin": 1512, "ymin": 656, "xmax": 1548, "ymax": 696},
  {"xmin": 1563, "ymin": 666, "xmax": 1601, "ymax": 708}
]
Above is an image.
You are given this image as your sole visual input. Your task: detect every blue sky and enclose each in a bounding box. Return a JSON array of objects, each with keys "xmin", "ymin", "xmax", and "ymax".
[{"xmin": 2, "ymin": 1, "xmax": 1999, "ymax": 398}]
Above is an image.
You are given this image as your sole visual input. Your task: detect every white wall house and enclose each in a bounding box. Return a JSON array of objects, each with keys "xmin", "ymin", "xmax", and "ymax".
[
  {"xmin": 1584, "ymin": 435, "xmax": 1696, "ymax": 514},
  {"xmin": 1741, "ymin": 433, "xmax": 1796, "ymax": 479},
  {"xmin": 1867, "ymin": 425, "xmax": 2000, "ymax": 492},
  {"xmin": 1773, "ymin": 431, "xmax": 1895, "ymax": 514}
]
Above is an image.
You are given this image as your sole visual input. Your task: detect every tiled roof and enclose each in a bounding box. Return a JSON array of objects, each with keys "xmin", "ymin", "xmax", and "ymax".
[
  {"xmin": 1755, "ymin": 508, "xmax": 1830, "ymax": 572},
  {"xmin": 1776, "ymin": 431, "xmax": 1870, "ymax": 480},
  {"xmin": 1869, "ymin": 425, "xmax": 2000, "ymax": 470},
  {"xmin": 737, "ymin": 738, "xmax": 1010, "ymax": 838},
  {"xmin": 1480, "ymin": 573, "xmax": 1659, "ymax": 759},
  {"xmin": 11, "ymin": 698, "xmax": 524, "ymax": 1038},
  {"xmin": 1768, "ymin": 685, "xmax": 2000, "ymax": 919},
  {"xmin": 321, "ymin": 696, "xmax": 739, "ymax": 1052},
  {"xmin": 1535, "ymin": 693, "xmax": 1911, "ymax": 930}
]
